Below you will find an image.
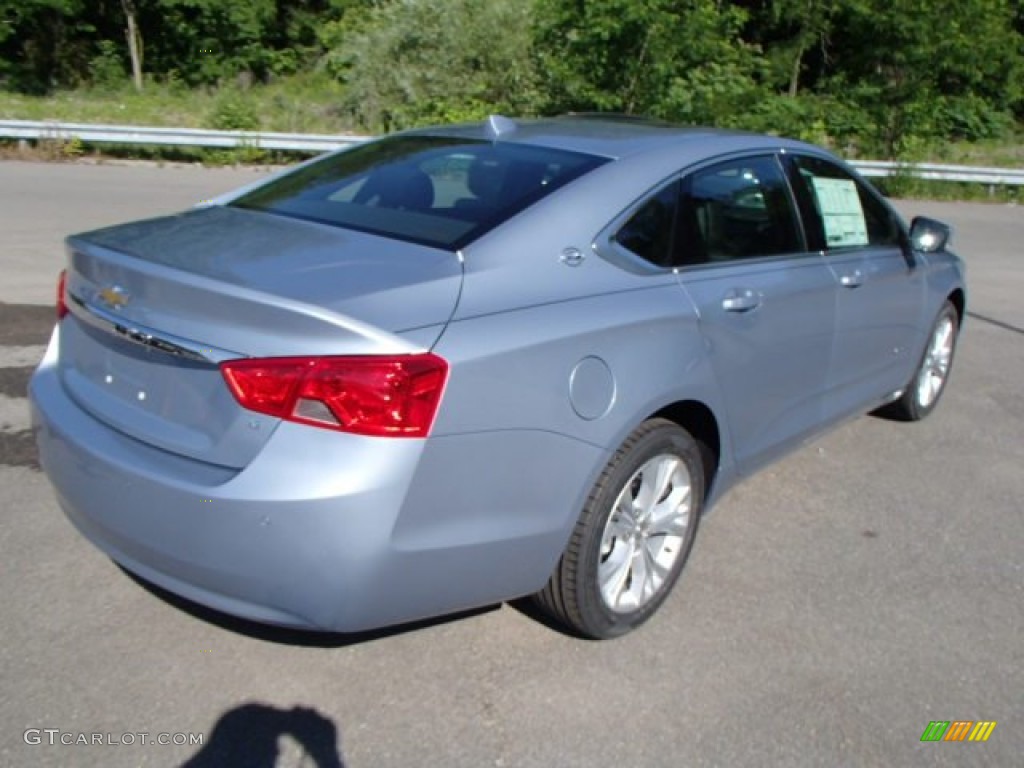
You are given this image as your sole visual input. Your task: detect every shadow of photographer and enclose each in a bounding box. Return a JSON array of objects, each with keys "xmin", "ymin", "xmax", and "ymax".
[{"xmin": 182, "ymin": 702, "xmax": 344, "ymax": 768}]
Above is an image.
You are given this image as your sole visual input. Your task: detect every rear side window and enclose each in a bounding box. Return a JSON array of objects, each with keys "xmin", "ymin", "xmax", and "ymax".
[
  {"xmin": 231, "ymin": 136, "xmax": 607, "ymax": 250},
  {"xmin": 613, "ymin": 155, "xmax": 802, "ymax": 269},
  {"xmin": 789, "ymin": 155, "xmax": 902, "ymax": 250},
  {"xmin": 676, "ymin": 155, "xmax": 802, "ymax": 266},
  {"xmin": 613, "ymin": 181, "xmax": 680, "ymax": 267}
]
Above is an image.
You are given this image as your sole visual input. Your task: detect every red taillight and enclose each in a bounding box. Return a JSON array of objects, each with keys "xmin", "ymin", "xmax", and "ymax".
[
  {"xmin": 56, "ymin": 270, "xmax": 68, "ymax": 320},
  {"xmin": 220, "ymin": 354, "xmax": 448, "ymax": 438}
]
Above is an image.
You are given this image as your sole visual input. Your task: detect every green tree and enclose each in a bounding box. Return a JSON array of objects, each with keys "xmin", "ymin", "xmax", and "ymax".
[
  {"xmin": 0, "ymin": 0, "xmax": 91, "ymax": 92},
  {"xmin": 327, "ymin": 0, "xmax": 540, "ymax": 132},
  {"xmin": 1, "ymin": 0, "xmax": 1021, "ymax": 155},
  {"xmin": 827, "ymin": 0, "xmax": 1023, "ymax": 154},
  {"xmin": 136, "ymin": 0, "xmax": 279, "ymax": 85},
  {"xmin": 533, "ymin": 0, "xmax": 760, "ymax": 125},
  {"xmin": 736, "ymin": 0, "xmax": 840, "ymax": 97}
]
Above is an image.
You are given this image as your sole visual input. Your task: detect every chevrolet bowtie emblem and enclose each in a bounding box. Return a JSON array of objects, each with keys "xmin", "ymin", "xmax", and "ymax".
[{"xmin": 98, "ymin": 285, "xmax": 130, "ymax": 310}]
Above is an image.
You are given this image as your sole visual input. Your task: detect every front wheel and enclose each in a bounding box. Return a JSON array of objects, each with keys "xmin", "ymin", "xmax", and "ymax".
[
  {"xmin": 887, "ymin": 301, "xmax": 959, "ymax": 421},
  {"xmin": 534, "ymin": 419, "xmax": 704, "ymax": 639}
]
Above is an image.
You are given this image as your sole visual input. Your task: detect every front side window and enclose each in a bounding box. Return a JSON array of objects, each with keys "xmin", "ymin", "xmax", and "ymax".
[
  {"xmin": 790, "ymin": 155, "xmax": 902, "ymax": 251},
  {"xmin": 231, "ymin": 136, "xmax": 607, "ymax": 250}
]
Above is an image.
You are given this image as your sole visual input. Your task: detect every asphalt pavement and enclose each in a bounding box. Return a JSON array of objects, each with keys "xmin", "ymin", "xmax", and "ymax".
[{"xmin": 0, "ymin": 160, "xmax": 1021, "ymax": 767}]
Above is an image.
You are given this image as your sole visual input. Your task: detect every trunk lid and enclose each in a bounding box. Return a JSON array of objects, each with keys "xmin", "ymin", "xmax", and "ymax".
[{"xmin": 59, "ymin": 206, "xmax": 462, "ymax": 468}]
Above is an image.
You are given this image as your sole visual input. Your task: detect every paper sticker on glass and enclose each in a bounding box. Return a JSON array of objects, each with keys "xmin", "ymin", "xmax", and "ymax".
[{"xmin": 810, "ymin": 177, "xmax": 868, "ymax": 248}]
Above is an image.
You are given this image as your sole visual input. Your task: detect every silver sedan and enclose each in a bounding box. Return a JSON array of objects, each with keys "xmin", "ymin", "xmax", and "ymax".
[{"xmin": 30, "ymin": 116, "xmax": 965, "ymax": 638}]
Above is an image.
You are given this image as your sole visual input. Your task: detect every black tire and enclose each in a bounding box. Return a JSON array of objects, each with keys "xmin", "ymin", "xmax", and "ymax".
[
  {"xmin": 534, "ymin": 419, "xmax": 704, "ymax": 639},
  {"xmin": 885, "ymin": 301, "xmax": 959, "ymax": 422}
]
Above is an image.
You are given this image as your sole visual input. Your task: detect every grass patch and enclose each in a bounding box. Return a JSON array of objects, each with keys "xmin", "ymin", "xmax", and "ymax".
[
  {"xmin": 0, "ymin": 137, "xmax": 314, "ymax": 167},
  {"xmin": 875, "ymin": 175, "xmax": 1021, "ymax": 204},
  {"xmin": 924, "ymin": 136, "xmax": 1024, "ymax": 169},
  {"xmin": 0, "ymin": 73, "xmax": 349, "ymax": 166},
  {"xmin": 1, "ymin": 78, "xmax": 1021, "ymax": 199},
  {"xmin": 0, "ymin": 73, "xmax": 354, "ymax": 134}
]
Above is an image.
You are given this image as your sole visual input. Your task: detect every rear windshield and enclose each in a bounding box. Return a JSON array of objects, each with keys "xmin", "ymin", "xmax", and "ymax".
[{"xmin": 231, "ymin": 136, "xmax": 608, "ymax": 249}]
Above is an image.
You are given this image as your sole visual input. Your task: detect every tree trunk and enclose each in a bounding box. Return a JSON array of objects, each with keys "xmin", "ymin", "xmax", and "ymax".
[
  {"xmin": 624, "ymin": 28, "xmax": 653, "ymax": 114},
  {"xmin": 788, "ymin": 44, "xmax": 804, "ymax": 98},
  {"xmin": 121, "ymin": 0, "xmax": 143, "ymax": 91}
]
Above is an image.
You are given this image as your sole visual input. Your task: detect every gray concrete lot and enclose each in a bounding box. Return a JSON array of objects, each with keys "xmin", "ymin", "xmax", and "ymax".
[
  {"xmin": 0, "ymin": 161, "xmax": 267, "ymax": 306},
  {"xmin": 0, "ymin": 160, "xmax": 1021, "ymax": 767}
]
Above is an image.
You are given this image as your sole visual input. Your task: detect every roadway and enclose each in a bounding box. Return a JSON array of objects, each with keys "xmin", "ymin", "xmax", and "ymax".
[{"xmin": 0, "ymin": 160, "xmax": 1021, "ymax": 767}]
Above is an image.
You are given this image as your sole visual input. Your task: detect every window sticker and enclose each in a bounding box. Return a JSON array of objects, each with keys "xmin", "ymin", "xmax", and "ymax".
[{"xmin": 809, "ymin": 177, "xmax": 868, "ymax": 248}]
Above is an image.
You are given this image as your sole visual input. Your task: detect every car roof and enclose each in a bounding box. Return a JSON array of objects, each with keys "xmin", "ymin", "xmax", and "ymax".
[{"xmin": 402, "ymin": 115, "xmax": 818, "ymax": 162}]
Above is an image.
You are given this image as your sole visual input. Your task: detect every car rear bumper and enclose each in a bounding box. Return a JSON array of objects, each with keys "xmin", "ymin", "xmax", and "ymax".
[{"xmin": 29, "ymin": 327, "xmax": 602, "ymax": 632}]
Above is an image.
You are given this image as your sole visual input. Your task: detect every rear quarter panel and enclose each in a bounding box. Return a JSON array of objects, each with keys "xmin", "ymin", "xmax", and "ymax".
[{"xmin": 410, "ymin": 274, "xmax": 735, "ymax": 600}]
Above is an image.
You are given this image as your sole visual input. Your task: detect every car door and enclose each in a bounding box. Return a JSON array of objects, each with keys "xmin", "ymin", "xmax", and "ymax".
[
  {"xmin": 785, "ymin": 154, "xmax": 926, "ymax": 418},
  {"xmin": 668, "ymin": 154, "xmax": 838, "ymax": 476}
]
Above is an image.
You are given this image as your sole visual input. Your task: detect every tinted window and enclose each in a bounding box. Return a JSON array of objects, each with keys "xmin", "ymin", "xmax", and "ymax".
[
  {"xmin": 791, "ymin": 155, "xmax": 901, "ymax": 250},
  {"xmin": 676, "ymin": 156, "xmax": 802, "ymax": 266},
  {"xmin": 613, "ymin": 181, "xmax": 680, "ymax": 267},
  {"xmin": 231, "ymin": 136, "xmax": 607, "ymax": 250}
]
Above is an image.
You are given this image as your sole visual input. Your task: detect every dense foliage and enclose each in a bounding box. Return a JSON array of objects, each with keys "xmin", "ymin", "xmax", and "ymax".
[{"xmin": 1, "ymin": 0, "xmax": 1021, "ymax": 157}]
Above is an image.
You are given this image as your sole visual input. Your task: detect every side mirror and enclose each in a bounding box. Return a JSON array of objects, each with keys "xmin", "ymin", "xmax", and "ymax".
[{"xmin": 909, "ymin": 216, "xmax": 951, "ymax": 253}]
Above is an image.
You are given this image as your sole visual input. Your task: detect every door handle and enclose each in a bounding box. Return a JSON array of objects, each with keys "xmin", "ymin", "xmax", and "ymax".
[
  {"xmin": 839, "ymin": 270, "xmax": 864, "ymax": 288},
  {"xmin": 721, "ymin": 289, "xmax": 762, "ymax": 313}
]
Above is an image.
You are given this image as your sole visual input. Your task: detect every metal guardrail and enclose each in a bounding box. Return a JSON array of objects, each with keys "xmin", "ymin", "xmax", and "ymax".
[
  {"xmin": 1, "ymin": 118, "xmax": 1022, "ymax": 185},
  {"xmin": 853, "ymin": 159, "xmax": 1024, "ymax": 186},
  {"xmin": 0, "ymin": 119, "xmax": 365, "ymax": 153}
]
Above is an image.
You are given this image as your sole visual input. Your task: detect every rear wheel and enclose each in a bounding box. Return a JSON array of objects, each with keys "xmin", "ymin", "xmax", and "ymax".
[
  {"xmin": 535, "ymin": 419, "xmax": 704, "ymax": 639},
  {"xmin": 888, "ymin": 301, "xmax": 959, "ymax": 421}
]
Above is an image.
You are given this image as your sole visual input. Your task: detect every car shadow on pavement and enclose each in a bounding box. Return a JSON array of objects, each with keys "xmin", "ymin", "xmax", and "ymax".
[
  {"xmin": 506, "ymin": 597, "xmax": 591, "ymax": 639},
  {"xmin": 181, "ymin": 702, "xmax": 344, "ymax": 767},
  {"xmin": 121, "ymin": 567, "xmax": 500, "ymax": 647}
]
